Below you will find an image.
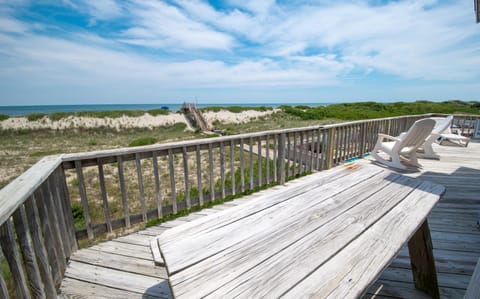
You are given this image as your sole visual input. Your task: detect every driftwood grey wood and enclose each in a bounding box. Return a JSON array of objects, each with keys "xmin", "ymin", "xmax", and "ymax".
[
  {"xmin": 159, "ymin": 163, "xmax": 444, "ymax": 299},
  {"xmin": 135, "ymin": 153, "xmax": 147, "ymax": 223},
  {"xmin": 57, "ymin": 141, "xmax": 480, "ymax": 298},
  {"xmin": 1, "ymin": 113, "xmax": 479, "ymax": 298},
  {"xmin": 464, "ymin": 258, "xmax": 480, "ymax": 299},
  {"xmin": 12, "ymin": 206, "xmax": 45, "ymax": 299},
  {"xmin": 97, "ymin": 162, "xmax": 113, "ymax": 233},
  {"xmin": 0, "ymin": 220, "xmax": 30, "ymax": 298},
  {"xmin": 25, "ymin": 196, "xmax": 57, "ymax": 298}
]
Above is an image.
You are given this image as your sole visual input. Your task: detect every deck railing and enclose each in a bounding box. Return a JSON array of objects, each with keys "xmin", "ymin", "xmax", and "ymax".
[{"xmin": 0, "ymin": 113, "xmax": 478, "ymax": 298}]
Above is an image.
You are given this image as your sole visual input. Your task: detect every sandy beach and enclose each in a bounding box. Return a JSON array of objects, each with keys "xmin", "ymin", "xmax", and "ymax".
[
  {"xmin": 203, "ymin": 109, "xmax": 277, "ymax": 125},
  {"xmin": 0, "ymin": 109, "xmax": 277, "ymax": 131}
]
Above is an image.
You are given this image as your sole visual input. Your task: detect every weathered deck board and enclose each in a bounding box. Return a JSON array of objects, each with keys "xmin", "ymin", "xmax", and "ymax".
[{"xmin": 59, "ymin": 142, "xmax": 480, "ymax": 299}]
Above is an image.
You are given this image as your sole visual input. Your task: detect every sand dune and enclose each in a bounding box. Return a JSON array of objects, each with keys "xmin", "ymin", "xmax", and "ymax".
[{"xmin": 0, "ymin": 109, "xmax": 276, "ymax": 130}]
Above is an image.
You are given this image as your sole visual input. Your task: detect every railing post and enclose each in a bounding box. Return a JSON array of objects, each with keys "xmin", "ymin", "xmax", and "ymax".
[
  {"xmin": 0, "ymin": 220, "xmax": 30, "ymax": 298},
  {"xmin": 277, "ymin": 133, "xmax": 286, "ymax": 184},
  {"xmin": 359, "ymin": 122, "xmax": 367, "ymax": 158},
  {"xmin": 326, "ymin": 128, "xmax": 335, "ymax": 169}
]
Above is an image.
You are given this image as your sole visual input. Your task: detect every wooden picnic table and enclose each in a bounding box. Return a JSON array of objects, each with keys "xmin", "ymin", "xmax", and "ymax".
[{"xmin": 157, "ymin": 162, "xmax": 444, "ymax": 298}]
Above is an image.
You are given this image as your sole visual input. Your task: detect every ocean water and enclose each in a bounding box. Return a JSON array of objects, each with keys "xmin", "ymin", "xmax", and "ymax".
[{"xmin": 0, "ymin": 103, "xmax": 332, "ymax": 116}]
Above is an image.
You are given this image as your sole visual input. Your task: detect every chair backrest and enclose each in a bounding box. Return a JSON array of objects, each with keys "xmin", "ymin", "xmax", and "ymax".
[
  {"xmin": 398, "ymin": 118, "xmax": 436, "ymax": 152},
  {"xmin": 431, "ymin": 115, "xmax": 453, "ymax": 135}
]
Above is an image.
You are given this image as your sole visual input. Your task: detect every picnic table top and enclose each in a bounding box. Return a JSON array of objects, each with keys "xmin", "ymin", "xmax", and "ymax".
[{"xmin": 158, "ymin": 163, "xmax": 444, "ymax": 298}]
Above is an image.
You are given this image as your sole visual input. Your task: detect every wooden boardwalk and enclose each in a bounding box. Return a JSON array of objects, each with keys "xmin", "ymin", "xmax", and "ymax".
[{"xmin": 59, "ymin": 142, "xmax": 480, "ymax": 299}]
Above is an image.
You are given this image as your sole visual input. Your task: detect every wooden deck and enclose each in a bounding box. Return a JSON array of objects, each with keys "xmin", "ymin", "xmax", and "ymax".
[{"xmin": 59, "ymin": 142, "xmax": 480, "ymax": 299}]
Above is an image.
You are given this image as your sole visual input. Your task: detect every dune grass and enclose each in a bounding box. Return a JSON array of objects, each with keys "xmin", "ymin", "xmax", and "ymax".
[
  {"xmin": 22, "ymin": 108, "xmax": 173, "ymax": 121},
  {"xmin": 281, "ymin": 100, "xmax": 480, "ymax": 121},
  {"xmin": 201, "ymin": 106, "xmax": 273, "ymax": 113}
]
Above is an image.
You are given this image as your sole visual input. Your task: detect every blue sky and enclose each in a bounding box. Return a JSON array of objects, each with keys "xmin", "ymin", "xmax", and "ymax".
[{"xmin": 0, "ymin": 0, "xmax": 479, "ymax": 105}]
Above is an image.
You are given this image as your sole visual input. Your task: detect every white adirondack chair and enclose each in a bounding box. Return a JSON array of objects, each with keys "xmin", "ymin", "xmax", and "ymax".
[
  {"xmin": 438, "ymin": 124, "xmax": 471, "ymax": 147},
  {"xmin": 371, "ymin": 118, "xmax": 436, "ymax": 170},
  {"xmin": 418, "ymin": 115, "xmax": 454, "ymax": 159}
]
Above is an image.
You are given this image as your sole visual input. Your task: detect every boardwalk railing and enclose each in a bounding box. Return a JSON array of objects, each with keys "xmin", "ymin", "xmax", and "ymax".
[{"xmin": 0, "ymin": 113, "xmax": 478, "ymax": 298}]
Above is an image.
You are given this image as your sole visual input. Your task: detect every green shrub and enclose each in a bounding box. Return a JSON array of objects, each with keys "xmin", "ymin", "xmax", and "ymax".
[
  {"xmin": 0, "ymin": 114, "xmax": 9, "ymax": 121},
  {"xmin": 129, "ymin": 137, "xmax": 157, "ymax": 147},
  {"xmin": 281, "ymin": 101, "xmax": 480, "ymax": 121},
  {"xmin": 49, "ymin": 112, "xmax": 71, "ymax": 121},
  {"xmin": 71, "ymin": 203, "xmax": 85, "ymax": 229},
  {"xmin": 202, "ymin": 106, "xmax": 273, "ymax": 113},
  {"xmin": 27, "ymin": 113, "xmax": 47, "ymax": 121},
  {"xmin": 87, "ymin": 139, "xmax": 97, "ymax": 146},
  {"xmin": 148, "ymin": 109, "xmax": 170, "ymax": 116}
]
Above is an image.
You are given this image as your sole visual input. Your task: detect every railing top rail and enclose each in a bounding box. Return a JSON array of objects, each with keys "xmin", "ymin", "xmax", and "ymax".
[
  {"xmin": 1, "ymin": 112, "xmax": 478, "ymax": 226},
  {"xmin": 62, "ymin": 113, "xmax": 441, "ymax": 162},
  {"xmin": 0, "ymin": 154, "xmax": 63, "ymax": 226}
]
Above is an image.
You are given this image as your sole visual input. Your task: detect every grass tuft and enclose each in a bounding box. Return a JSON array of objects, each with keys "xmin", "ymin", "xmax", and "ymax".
[
  {"xmin": 201, "ymin": 106, "xmax": 272, "ymax": 113},
  {"xmin": 129, "ymin": 137, "xmax": 157, "ymax": 147},
  {"xmin": 27, "ymin": 113, "xmax": 47, "ymax": 121},
  {"xmin": 147, "ymin": 109, "xmax": 170, "ymax": 116}
]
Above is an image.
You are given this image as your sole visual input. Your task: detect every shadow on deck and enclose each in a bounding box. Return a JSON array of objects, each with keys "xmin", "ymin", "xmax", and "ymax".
[{"xmin": 59, "ymin": 143, "xmax": 480, "ymax": 299}]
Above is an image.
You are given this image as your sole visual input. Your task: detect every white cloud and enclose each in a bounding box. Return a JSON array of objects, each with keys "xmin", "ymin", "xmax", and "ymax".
[
  {"xmin": 119, "ymin": 0, "xmax": 234, "ymax": 51},
  {"xmin": 63, "ymin": 0, "xmax": 123, "ymax": 22},
  {"xmin": 0, "ymin": 0, "xmax": 480, "ymax": 104},
  {"xmin": 0, "ymin": 16, "xmax": 31, "ymax": 33}
]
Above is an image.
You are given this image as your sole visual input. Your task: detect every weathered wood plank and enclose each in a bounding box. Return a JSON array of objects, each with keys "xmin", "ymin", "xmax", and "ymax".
[
  {"xmin": 24, "ymin": 196, "xmax": 57, "ymax": 298},
  {"xmin": 195, "ymin": 145, "xmax": 203, "ymax": 205},
  {"xmin": 97, "ymin": 162, "xmax": 113, "ymax": 233},
  {"xmin": 230, "ymin": 139, "xmax": 236, "ymax": 196},
  {"xmin": 464, "ymin": 258, "xmax": 480, "ymax": 299},
  {"xmin": 168, "ymin": 149, "xmax": 177, "ymax": 213},
  {"xmin": 91, "ymin": 242, "xmax": 152, "ymax": 260},
  {"xmin": 309, "ymin": 129, "xmax": 315, "ymax": 172},
  {"xmin": 34, "ymin": 188, "xmax": 63, "ymax": 287},
  {"xmin": 257, "ymin": 137, "xmax": 262, "ymax": 186},
  {"xmin": 161, "ymin": 166, "xmax": 384, "ymax": 277},
  {"xmin": 239, "ymin": 138, "xmax": 245, "ymax": 192},
  {"xmin": 75, "ymin": 160, "xmax": 94, "ymax": 239},
  {"xmin": 70, "ymin": 248, "xmax": 167, "ymax": 278},
  {"xmin": 159, "ymin": 164, "xmax": 350, "ymax": 247},
  {"xmin": 273, "ymin": 134, "xmax": 277, "ymax": 182},
  {"xmin": 182, "ymin": 146, "xmax": 191, "ymax": 208},
  {"xmin": 56, "ymin": 168, "xmax": 78, "ymax": 252},
  {"xmin": 168, "ymin": 173, "xmax": 423, "ymax": 298},
  {"xmin": 249, "ymin": 137, "xmax": 254, "ymax": 189},
  {"xmin": 0, "ymin": 273, "xmax": 8, "ymax": 299},
  {"xmin": 265, "ymin": 134, "xmax": 270, "ymax": 184},
  {"xmin": 285, "ymin": 181, "xmax": 443, "ymax": 299},
  {"xmin": 117, "ymin": 156, "xmax": 130, "ymax": 228},
  {"xmin": 0, "ymin": 155, "xmax": 62, "ymax": 226},
  {"xmin": 220, "ymin": 142, "xmax": 225, "ymax": 198},
  {"xmin": 152, "ymin": 151, "xmax": 163, "ymax": 218},
  {"xmin": 292, "ymin": 132, "xmax": 297, "ymax": 175},
  {"xmin": 49, "ymin": 172, "xmax": 72, "ymax": 258},
  {"xmin": 286, "ymin": 132, "xmax": 291, "ymax": 178},
  {"xmin": 43, "ymin": 179, "xmax": 68, "ymax": 265},
  {"xmin": 408, "ymin": 220, "xmax": 440, "ymax": 298},
  {"xmin": 12, "ymin": 206, "xmax": 45, "ymax": 299},
  {"xmin": 0, "ymin": 220, "xmax": 30, "ymax": 298},
  {"xmin": 208, "ymin": 143, "xmax": 215, "ymax": 202},
  {"xmin": 113, "ymin": 233, "xmax": 151, "ymax": 247},
  {"xmin": 64, "ymin": 261, "xmax": 171, "ymax": 298},
  {"xmin": 135, "ymin": 153, "xmax": 147, "ymax": 223},
  {"xmin": 60, "ymin": 277, "xmax": 163, "ymax": 299}
]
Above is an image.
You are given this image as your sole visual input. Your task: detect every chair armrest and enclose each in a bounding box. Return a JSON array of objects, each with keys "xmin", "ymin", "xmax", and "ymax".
[{"xmin": 377, "ymin": 133, "xmax": 402, "ymax": 142}]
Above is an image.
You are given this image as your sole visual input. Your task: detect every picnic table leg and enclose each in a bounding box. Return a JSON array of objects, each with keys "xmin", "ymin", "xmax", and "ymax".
[{"xmin": 408, "ymin": 219, "xmax": 440, "ymax": 299}]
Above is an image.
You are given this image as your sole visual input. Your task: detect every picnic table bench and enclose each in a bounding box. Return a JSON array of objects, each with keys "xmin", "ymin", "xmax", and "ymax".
[{"xmin": 156, "ymin": 162, "xmax": 445, "ymax": 298}]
